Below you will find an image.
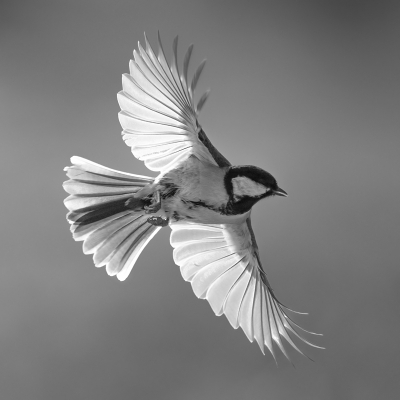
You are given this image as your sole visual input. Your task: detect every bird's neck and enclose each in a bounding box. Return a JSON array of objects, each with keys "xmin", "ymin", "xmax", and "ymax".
[{"xmin": 225, "ymin": 196, "xmax": 263, "ymax": 215}]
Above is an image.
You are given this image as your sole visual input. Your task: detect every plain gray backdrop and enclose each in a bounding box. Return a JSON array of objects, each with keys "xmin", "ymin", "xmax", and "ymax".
[{"xmin": 1, "ymin": 1, "xmax": 399, "ymax": 399}]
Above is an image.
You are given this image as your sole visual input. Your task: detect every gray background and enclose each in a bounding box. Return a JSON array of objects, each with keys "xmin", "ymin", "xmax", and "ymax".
[{"xmin": 2, "ymin": 1, "xmax": 399, "ymax": 399}]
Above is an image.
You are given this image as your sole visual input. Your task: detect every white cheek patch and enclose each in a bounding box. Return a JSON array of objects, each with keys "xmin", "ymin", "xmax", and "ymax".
[{"xmin": 231, "ymin": 176, "xmax": 268, "ymax": 200}]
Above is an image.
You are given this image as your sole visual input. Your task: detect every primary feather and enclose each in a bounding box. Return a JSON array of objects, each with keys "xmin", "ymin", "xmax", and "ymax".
[
  {"xmin": 170, "ymin": 221, "xmax": 322, "ymax": 359},
  {"xmin": 118, "ymin": 34, "xmax": 215, "ymax": 173}
]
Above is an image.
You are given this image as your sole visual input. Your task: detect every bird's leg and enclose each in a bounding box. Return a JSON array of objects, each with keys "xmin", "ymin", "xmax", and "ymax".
[
  {"xmin": 125, "ymin": 183, "xmax": 157, "ymax": 212},
  {"xmin": 144, "ymin": 190, "xmax": 170, "ymax": 226},
  {"xmin": 125, "ymin": 185, "xmax": 169, "ymax": 226},
  {"xmin": 144, "ymin": 190, "xmax": 161, "ymax": 214}
]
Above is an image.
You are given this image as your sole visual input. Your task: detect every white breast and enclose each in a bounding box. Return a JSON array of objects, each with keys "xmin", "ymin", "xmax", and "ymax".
[
  {"xmin": 158, "ymin": 156, "xmax": 238, "ymax": 224},
  {"xmin": 170, "ymin": 156, "xmax": 229, "ymax": 207}
]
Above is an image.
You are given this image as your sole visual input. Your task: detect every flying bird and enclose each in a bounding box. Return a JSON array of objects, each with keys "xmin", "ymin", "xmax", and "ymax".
[{"xmin": 63, "ymin": 33, "xmax": 321, "ymax": 361}]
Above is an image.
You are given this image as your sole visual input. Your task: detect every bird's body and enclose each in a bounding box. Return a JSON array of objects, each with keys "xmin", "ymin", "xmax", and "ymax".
[
  {"xmin": 151, "ymin": 155, "xmax": 232, "ymax": 223},
  {"xmin": 63, "ymin": 33, "xmax": 321, "ymax": 361},
  {"xmin": 132, "ymin": 155, "xmax": 275, "ymax": 225}
]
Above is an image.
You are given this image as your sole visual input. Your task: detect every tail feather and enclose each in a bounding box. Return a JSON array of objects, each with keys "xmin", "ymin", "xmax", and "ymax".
[
  {"xmin": 65, "ymin": 156, "xmax": 153, "ymax": 182},
  {"xmin": 67, "ymin": 198, "xmax": 131, "ymax": 225},
  {"xmin": 63, "ymin": 156, "xmax": 161, "ymax": 281},
  {"xmin": 82, "ymin": 212, "xmax": 138, "ymax": 255},
  {"xmin": 105, "ymin": 217, "xmax": 159, "ymax": 279},
  {"xmin": 70, "ymin": 210, "xmax": 131, "ymax": 241}
]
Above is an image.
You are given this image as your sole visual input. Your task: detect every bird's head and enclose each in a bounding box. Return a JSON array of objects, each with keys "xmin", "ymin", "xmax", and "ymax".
[{"xmin": 224, "ymin": 165, "xmax": 287, "ymax": 214}]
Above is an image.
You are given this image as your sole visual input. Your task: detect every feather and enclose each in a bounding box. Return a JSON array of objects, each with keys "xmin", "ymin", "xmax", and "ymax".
[
  {"xmin": 67, "ymin": 156, "xmax": 152, "ymax": 182},
  {"xmin": 105, "ymin": 218, "xmax": 151, "ymax": 275},
  {"xmin": 63, "ymin": 157, "xmax": 161, "ymax": 281},
  {"xmin": 82, "ymin": 213, "xmax": 139, "ymax": 255},
  {"xmin": 117, "ymin": 91, "xmax": 182, "ymax": 125},
  {"xmin": 71, "ymin": 211, "xmax": 131, "ymax": 241},
  {"xmin": 189, "ymin": 59, "xmax": 206, "ymax": 98},
  {"xmin": 173, "ymin": 241, "xmax": 232, "ymax": 264},
  {"xmin": 142, "ymin": 35, "xmax": 187, "ymax": 111},
  {"xmin": 170, "ymin": 221, "xmax": 321, "ymax": 360},
  {"xmin": 121, "ymin": 74, "xmax": 180, "ymax": 118},
  {"xmin": 252, "ymin": 278, "xmax": 265, "ymax": 354},
  {"xmin": 118, "ymin": 34, "xmax": 229, "ymax": 172},
  {"xmin": 122, "ymin": 132, "xmax": 186, "ymax": 146},
  {"xmin": 116, "ymin": 224, "xmax": 161, "ymax": 281},
  {"xmin": 206, "ymin": 258, "xmax": 247, "ymax": 315},
  {"xmin": 129, "ymin": 58, "xmax": 180, "ymax": 112},
  {"xmin": 261, "ymin": 289, "xmax": 275, "ymax": 358},
  {"xmin": 196, "ymin": 89, "xmax": 210, "ymax": 114},
  {"xmin": 136, "ymin": 44, "xmax": 186, "ymax": 113},
  {"xmin": 63, "ymin": 180, "xmax": 141, "ymax": 197},
  {"xmin": 238, "ymin": 268, "xmax": 257, "ymax": 342},
  {"xmin": 65, "ymin": 167, "xmax": 148, "ymax": 186},
  {"xmin": 144, "ymin": 146, "xmax": 192, "ymax": 171},
  {"xmin": 224, "ymin": 264, "xmax": 252, "ymax": 329},
  {"xmin": 182, "ymin": 44, "xmax": 193, "ymax": 95},
  {"xmin": 179, "ymin": 248, "xmax": 235, "ymax": 282},
  {"xmin": 168, "ymin": 34, "xmax": 191, "ymax": 106},
  {"xmin": 131, "ymin": 141, "xmax": 192, "ymax": 161},
  {"xmin": 118, "ymin": 111, "xmax": 185, "ymax": 133},
  {"xmin": 64, "ymin": 192, "xmax": 134, "ymax": 213},
  {"xmin": 191, "ymin": 253, "xmax": 243, "ymax": 299}
]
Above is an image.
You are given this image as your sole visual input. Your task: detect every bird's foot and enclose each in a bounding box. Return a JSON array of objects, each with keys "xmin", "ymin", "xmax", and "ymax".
[
  {"xmin": 144, "ymin": 202, "xmax": 161, "ymax": 214},
  {"xmin": 147, "ymin": 216, "xmax": 169, "ymax": 227},
  {"xmin": 144, "ymin": 190, "xmax": 162, "ymax": 214}
]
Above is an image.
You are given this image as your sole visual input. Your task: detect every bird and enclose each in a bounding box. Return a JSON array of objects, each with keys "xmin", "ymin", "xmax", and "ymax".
[{"xmin": 63, "ymin": 32, "xmax": 322, "ymax": 361}]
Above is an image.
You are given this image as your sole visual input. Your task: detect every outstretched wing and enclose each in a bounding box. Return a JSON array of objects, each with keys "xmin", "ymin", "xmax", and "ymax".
[
  {"xmin": 118, "ymin": 32, "xmax": 230, "ymax": 173},
  {"xmin": 170, "ymin": 220, "xmax": 322, "ymax": 360}
]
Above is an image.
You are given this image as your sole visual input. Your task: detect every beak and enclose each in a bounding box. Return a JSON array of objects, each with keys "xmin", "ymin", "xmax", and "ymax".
[{"xmin": 273, "ymin": 186, "xmax": 288, "ymax": 197}]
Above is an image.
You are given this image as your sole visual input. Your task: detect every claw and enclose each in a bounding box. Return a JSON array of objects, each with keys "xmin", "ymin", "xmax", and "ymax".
[
  {"xmin": 145, "ymin": 190, "xmax": 162, "ymax": 214},
  {"xmin": 144, "ymin": 202, "xmax": 161, "ymax": 214},
  {"xmin": 147, "ymin": 216, "xmax": 169, "ymax": 227}
]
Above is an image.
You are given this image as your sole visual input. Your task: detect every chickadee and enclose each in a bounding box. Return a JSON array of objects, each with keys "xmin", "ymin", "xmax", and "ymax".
[{"xmin": 63, "ymin": 33, "xmax": 321, "ymax": 361}]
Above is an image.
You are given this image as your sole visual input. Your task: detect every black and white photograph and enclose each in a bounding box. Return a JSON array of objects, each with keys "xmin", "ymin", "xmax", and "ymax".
[{"xmin": 1, "ymin": 1, "xmax": 399, "ymax": 399}]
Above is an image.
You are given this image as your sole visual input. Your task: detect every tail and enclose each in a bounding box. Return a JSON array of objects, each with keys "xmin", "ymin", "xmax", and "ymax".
[{"xmin": 63, "ymin": 156, "xmax": 162, "ymax": 281}]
